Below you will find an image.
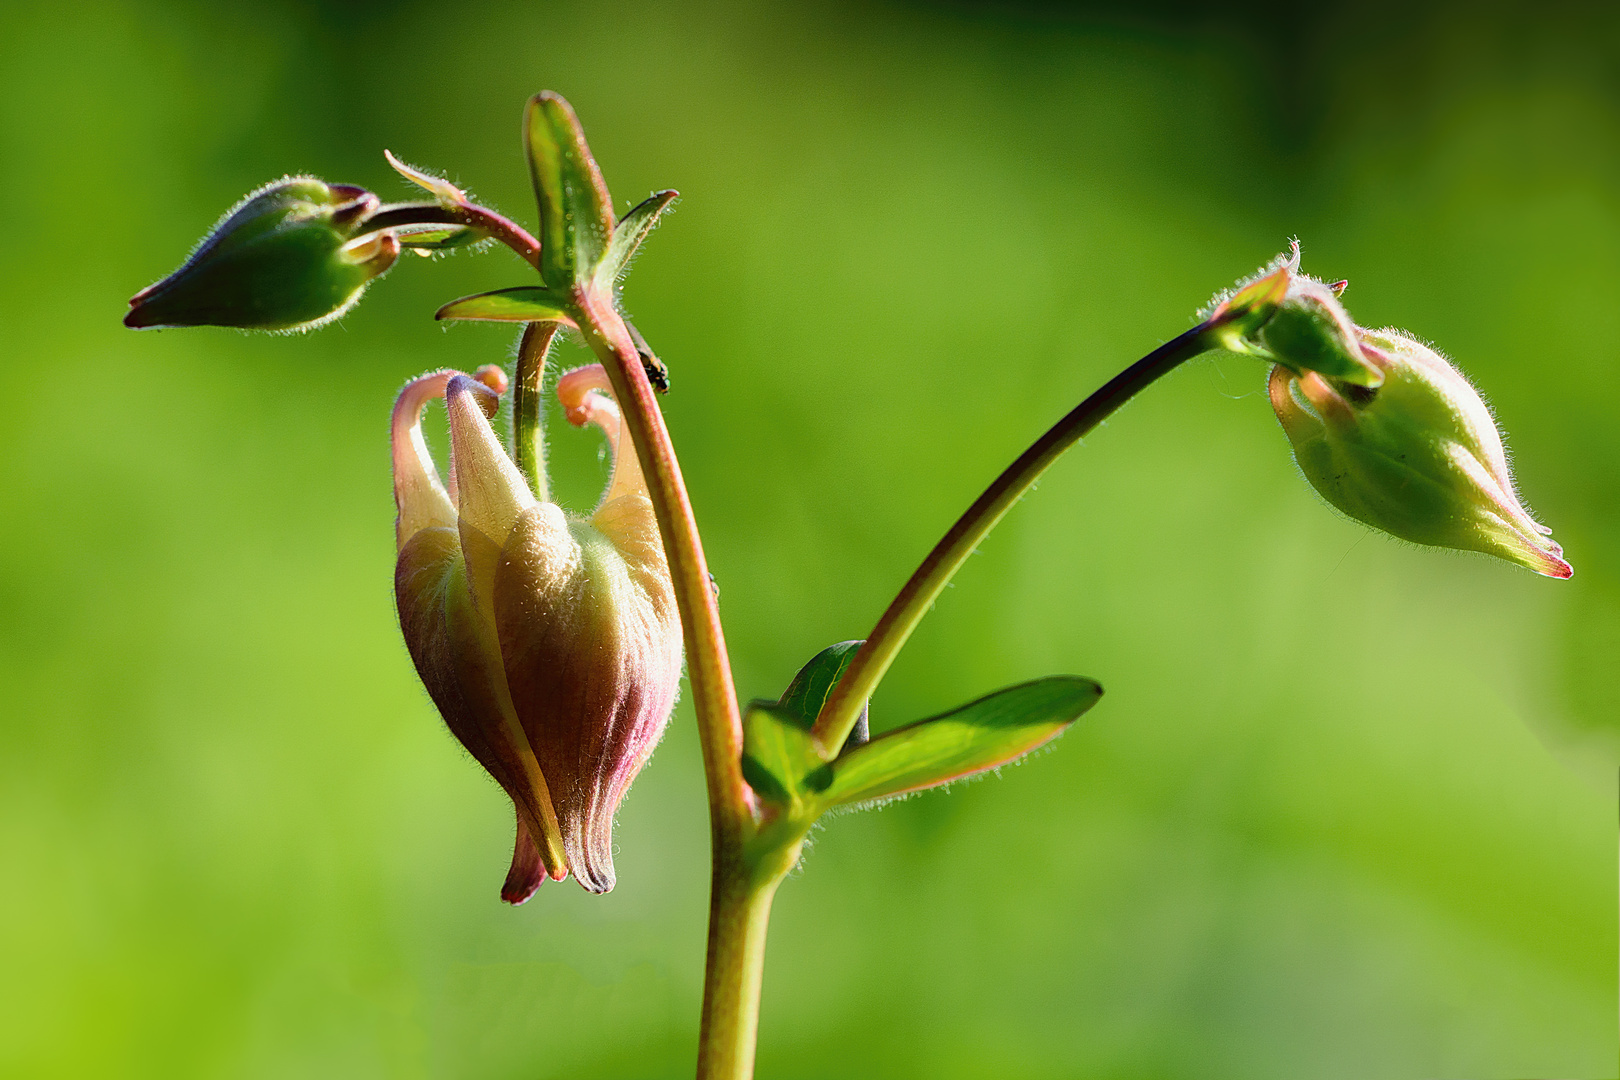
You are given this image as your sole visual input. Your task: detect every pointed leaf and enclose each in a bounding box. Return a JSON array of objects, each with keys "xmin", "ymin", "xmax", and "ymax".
[
  {"xmin": 775, "ymin": 639, "xmax": 871, "ymax": 751},
  {"xmin": 524, "ymin": 92, "xmax": 614, "ymax": 290},
  {"xmin": 595, "ymin": 190, "xmax": 678, "ymax": 289},
  {"xmin": 395, "ymin": 224, "xmax": 481, "ymax": 250},
  {"xmin": 435, "ymin": 287, "xmax": 575, "ymax": 324},
  {"xmin": 811, "ymin": 677, "xmax": 1101, "ymax": 807},
  {"xmin": 778, "ymin": 640, "xmax": 864, "ymax": 727},
  {"xmin": 384, "ymin": 150, "xmax": 467, "ymax": 205},
  {"xmin": 741, "ymin": 641, "xmax": 876, "ymax": 807},
  {"xmin": 741, "ymin": 703, "xmax": 824, "ymax": 809}
]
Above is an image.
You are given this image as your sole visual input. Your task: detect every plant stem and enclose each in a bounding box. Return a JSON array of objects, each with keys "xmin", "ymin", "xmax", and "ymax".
[
  {"xmin": 451, "ymin": 203, "xmax": 544, "ymax": 271},
  {"xmin": 465, "ymin": 196, "xmax": 747, "ymax": 821},
  {"xmin": 570, "ymin": 290, "xmax": 762, "ymax": 1079},
  {"xmin": 695, "ymin": 854, "xmax": 792, "ymax": 1080},
  {"xmin": 477, "ymin": 213, "xmax": 748, "ymax": 825},
  {"xmin": 513, "ymin": 322, "xmax": 557, "ymax": 500},
  {"xmin": 571, "ymin": 290, "xmax": 750, "ymax": 829},
  {"xmin": 810, "ymin": 322, "xmax": 1218, "ymax": 753}
]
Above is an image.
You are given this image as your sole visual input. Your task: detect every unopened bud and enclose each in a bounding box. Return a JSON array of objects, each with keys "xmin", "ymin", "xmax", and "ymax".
[
  {"xmin": 1270, "ymin": 328, "xmax": 1572, "ymax": 578},
  {"xmin": 392, "ymin": 360, "xmax": 681, "ymax": 899},
  {"xmin": 125, "ymin": 177, "xmax": 398, "ymax": 332}
]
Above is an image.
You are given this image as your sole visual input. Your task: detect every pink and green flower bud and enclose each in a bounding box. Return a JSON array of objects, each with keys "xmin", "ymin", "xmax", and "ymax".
[
  {"xmin": 1269, "ymin": 328, "xmax": 1572, "ymax": 578},
  {"xmin": 391, "ymin": 358, "xmax": 681, "ymax": 900},
  {"xmin": 126, "ymin": 177, "xmax": 399, "ymax": 332}
]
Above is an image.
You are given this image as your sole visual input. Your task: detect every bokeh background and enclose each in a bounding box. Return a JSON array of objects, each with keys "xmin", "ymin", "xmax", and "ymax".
[{"xmin": 3, "ymin": 1, "xmax": 1616, "ymax": 1076}]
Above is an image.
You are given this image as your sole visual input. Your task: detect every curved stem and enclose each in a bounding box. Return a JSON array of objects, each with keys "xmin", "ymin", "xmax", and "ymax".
[
  {"xmin": 569, "ymin": 290, "xmax": 751, "ymax": 832},
  {"xmin": 566, "ymin": 292, "xmax": 767, "ymax": 1080},
  {"xmin": 453, "ymin": 202, "xmax": 544, "ymax": 270},
  {"xmin": 810, "ymin": 323, "xmax": 1218, "ymax": 753}
]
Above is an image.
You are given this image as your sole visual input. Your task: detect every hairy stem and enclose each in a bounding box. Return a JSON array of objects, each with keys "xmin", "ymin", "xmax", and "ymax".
[
  {"xmin": 451, "ymin": 203, "xmax": 543, "ymax": 270},
  {"xmin": 810, "ymin": 323, "xmax": 1218, "ymax": 753},
  {"xmin": 569, "ymin": 289, "xmax": 762, "ymax": 1078},
  {"xmin": 513, "ymin": 322, "xmax": 557, "ymax": 499},
  {"xmin": 570, "ymin": 290, "xmax": 750, "ymax": 831}
]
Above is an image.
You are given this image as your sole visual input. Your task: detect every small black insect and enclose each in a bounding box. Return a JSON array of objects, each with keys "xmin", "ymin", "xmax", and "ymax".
[
  {"xmin": 625, "ymin": 319, "xmax": 670, "ymax": 394},
  {"xmin": 639, "ymin": 347, "xmax": 670, "ymax": 394}
]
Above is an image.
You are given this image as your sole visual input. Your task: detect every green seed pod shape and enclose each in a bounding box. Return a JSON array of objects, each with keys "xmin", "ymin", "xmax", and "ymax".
[
  {"xmin": 125, "ymin": 177, "xmax": 398, "ymax": 332},
  {"xmin": 1269, "ymin": 328, "xmax": 1572, "ymax": 578}
]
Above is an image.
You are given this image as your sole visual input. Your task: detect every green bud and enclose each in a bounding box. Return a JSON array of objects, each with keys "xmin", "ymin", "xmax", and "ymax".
[
  {"xmin": 1270, "ymin": 328, "xmax": 1572, "ymax": 578},
  {"xmin": 1260, "ymin": 275, "xmax": 1384, "ymax": 387},
  {"xmin": 125, "ymin": 177, "xmax": 399, "ymax": 332}
]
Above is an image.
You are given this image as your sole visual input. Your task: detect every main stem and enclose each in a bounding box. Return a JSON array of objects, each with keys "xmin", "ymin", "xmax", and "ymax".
[
  {"xmin": 569, "ymin": 290, "xmax": 765, "ymax": 1080},
  {"xmin": 695, "ymin": 854, "xmax": 790, "ymax": 1079},
  {"xmin": 811, "ymin": 323, "xmax": 1218, "ymax": 752},
  {"xmin": 571, "ymin": 291, "xmax": 750, "ymax": 828},
  {"xmin": 468, "ymin": 208, "xmax": 765, "ymax": 1079}
]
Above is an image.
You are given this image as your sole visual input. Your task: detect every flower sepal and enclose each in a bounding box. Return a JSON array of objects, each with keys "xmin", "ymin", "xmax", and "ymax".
[{"xmin": 1206, "ymin": 244, "xmax": 1383, "ymax": 387}]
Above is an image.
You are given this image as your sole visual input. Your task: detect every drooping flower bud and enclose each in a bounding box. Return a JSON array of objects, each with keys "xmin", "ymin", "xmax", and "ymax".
[
  {"xmin": 126, "ymin": 177, "xmax": 399, "ymax": 332},
  {"xmin": 391, "ymin": 358, "xmax": 682, "ymax": 899},
  {"xmin": 1269, "ymin": 328, "xmax": 1572, "ymax": 578}
]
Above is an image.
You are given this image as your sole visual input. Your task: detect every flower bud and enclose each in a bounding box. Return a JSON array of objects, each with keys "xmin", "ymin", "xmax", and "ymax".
[
  {"xmin": 126, "ymin": 177, "xmax": 399, "ymax": 332},
  {"xmin": 1269, "ymin": 328, "xmax": 1572, "ymax": 578},
  {"xmin": 392, "ymin": 359, "xmax": 681, "ymax": 899}
]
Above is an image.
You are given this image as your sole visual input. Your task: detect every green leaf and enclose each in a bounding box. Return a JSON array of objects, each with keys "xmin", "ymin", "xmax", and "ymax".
[
  {"xmin": 524, "ymin": 92, "xmax": 615, "ymax": 291},
  {"xmin": 811, "ymin": 677, "xmax": 1101, "ymax": 807},
  {"xmin": 777, "ymin": 640, "xmax": 863, "ymax": 728},
  {"xmin": 395, "ymin": 224, "xmax": 481, "ymax": 250},
  {"xmin": 434, "ymin": 287, "xmax": 575, "ymax": 324},
  {"xmin": 741, "ymin": 703, "xmax": 824, "ymax": 809},
  {"xmin": 740, "ymin": 641, "xmax": 867, "ymax": 808},
  {"xmin": 595, "ymin": 190, "xmax": 678, "ymax": 289}
]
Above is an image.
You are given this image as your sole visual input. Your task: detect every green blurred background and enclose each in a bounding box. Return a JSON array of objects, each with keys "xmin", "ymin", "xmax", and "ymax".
[{"xmin": 2, "ymin": 0, "xmax": 1616, "ymax": 1076}]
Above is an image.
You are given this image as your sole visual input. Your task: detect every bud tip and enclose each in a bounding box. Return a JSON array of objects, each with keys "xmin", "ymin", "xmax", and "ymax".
[{"xmin": 474, "ymin": 364, "xmax": 509, "ymax": 394}]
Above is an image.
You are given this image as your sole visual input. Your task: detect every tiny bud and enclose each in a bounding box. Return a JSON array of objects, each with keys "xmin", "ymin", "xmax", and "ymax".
[
  {"xmin": 125, "ymin": 177, "xmax": 398, "ymax": 332},
  {"xmin": 473, "ymin": 364, "xmax": 509, "ymax": 394}
]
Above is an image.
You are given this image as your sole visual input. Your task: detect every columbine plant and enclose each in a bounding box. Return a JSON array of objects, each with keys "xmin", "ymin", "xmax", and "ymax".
[{"xmin": 126, "ymin": 93, "xmax": 1571, "ymax": 1079}]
